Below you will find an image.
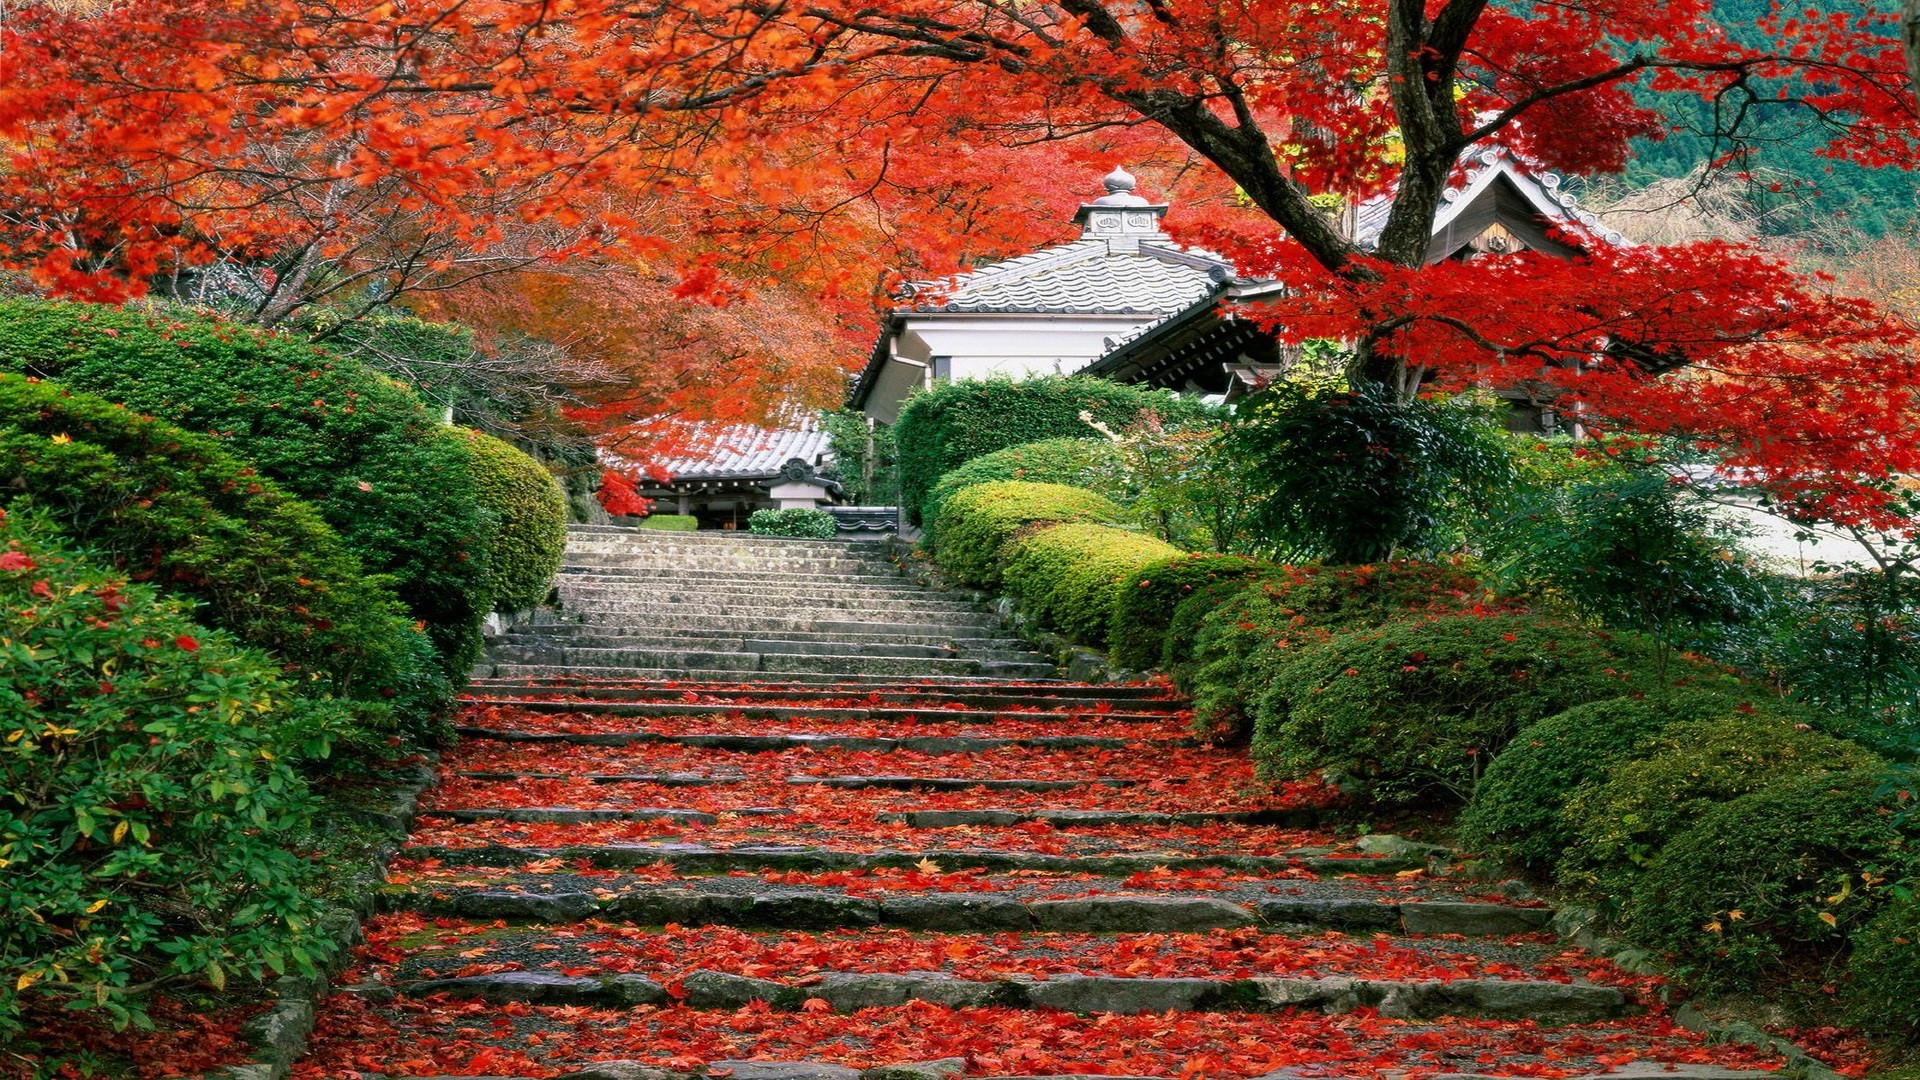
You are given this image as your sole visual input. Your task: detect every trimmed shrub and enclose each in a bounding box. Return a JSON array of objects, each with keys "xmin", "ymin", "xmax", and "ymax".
[
  {"xmin": 1457, "ymin": 684, "xmax": 1772, "ymax": 872},
  {"xmin": 748, "ymin": 508, "xmax": 839, "ymax": 539},
  {"xmin": 1004, "ymin": 524, "xmax": 1185, "ymax": 646},
  {"xmin": 1109, "ymin": 553, "xmax": 1269, "ymax": 671},
  {"xmin": 0, "ymin": 511, "xmax": 339, "ymax": 1036},
  {"xmin": 923, "ymin": 437, "xmax": 1127, "ymax": 537},
  {"xmin": 1251, "ymin": 612, "xmax": 1662, "ymax": 803},
  {"xmin": 0, "ymin": 376, "xmax": 449, "ymax": 740},
  {"xmin": 445, "ymin": 428, "xmax": 567, "ymax": 612},
  {"xmin": 1628, "ymin": 770, "xmax": 1912, "ymax": 982},
  {"xmin": 1846, "ymin": 892, "xmax": 1920, "ymax": 1040},
  {"xmin": 895, "ymin": 377, "xmax": 1213, "ymax": 525},
  {"xmin": 0, "ymin": 300, "xmax": 495, "ymax": 679},
  {"xmin": 933, "ymin": 481, "xmax": 1124, "ymax": 589},
  {"xmin": 1560, "ymin": 715, "xmax": 1882, "ymax": 894},
  {"xmin": 637, "ymin": 514, "xmax": 700, "ymax": 531},
  {"xmin": 1184, "ymin": 561, "xmax": 1494, "ymax": 738}
]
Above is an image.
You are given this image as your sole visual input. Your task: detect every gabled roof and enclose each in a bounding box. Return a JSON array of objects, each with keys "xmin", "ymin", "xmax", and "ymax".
[
  {"xmin": 1354, "ymin": 147, "xmax": 1630, "ymax": 253},
  {"xmin": 900, "ymin": 238, "xmax": 1229, "ymax": 317},
  {"xmin": 648, "ymin": 421, "xmax": 832, "ymax": 484}
]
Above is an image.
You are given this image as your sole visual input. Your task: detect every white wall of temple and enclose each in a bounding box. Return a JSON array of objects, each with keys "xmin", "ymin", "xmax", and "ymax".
[{"xmin": 863, "ymin": 313, "xmax": 1162, "ymax": 422}]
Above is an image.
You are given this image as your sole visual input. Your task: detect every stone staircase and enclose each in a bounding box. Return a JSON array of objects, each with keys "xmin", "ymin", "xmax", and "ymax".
[
  {"xmin": 478, "ymin": 524, "xmax": 1058, "ymax": 683},
  {"xmin": 291, "ymin": 526, "xmax": 1792, "ymax": 1079}
]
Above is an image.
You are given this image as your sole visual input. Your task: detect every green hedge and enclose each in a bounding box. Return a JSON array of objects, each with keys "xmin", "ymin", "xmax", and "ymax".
[
  {"xmin": 1004, "ymin": 524, "xmax": 1184, "ymax": 646},
  {"xmin": 1628, "ymin": 769, "xmax": 1910, "ymax": 982},
  {"xmin": 0, "ymin": 511, "xmax": 337, "ymax": 1036},
  {"xmin": 932, "ymin": 481, "xmax": 1124, "ymax": 589},
  {"xmin": 895, "ymin": 377, "xmax": 1212, "ymax": 526},
  {"xmin": 1109, "ymin": 553, "xmax": 1268, "ymax": 671},
  {"xmin": 1847, "ymin": 893, "xmax": 1920, "ymax": 1039},
  {"xmin": 447, "ymin": 428, "xmax": 567, "ymax": 613},
  {"xmin": 1457, "ymin": 685, "xmax": 1765, "ymax": 872},
  {"xmin": 0, "ymin": 376, "xmax": 448, "ymax": 741},
  {"xmin": 0, "ymin": 300, "xmax": 495, "ymax": 679},
  {"xmin": 1250, "ymin": 612, "xmax": 1662, "ymax": 804},
  {"xmin": 748, "ymin": 508, "xmax": 839, "ymax": 538},
  {"xmin": 1183, "ymin": 561, "xmax": 1492, "ymax": 738},
  {"xmin": 637, "ymin": 514, "xmax": 699, "ymax": 531},
  {"xmin": 1560, "ymin": 715, "xmax": 1882, "ymax": 895},
  {"xmin": 922, "ymin": 437, "xmax": 1127, "ymax": 537}
]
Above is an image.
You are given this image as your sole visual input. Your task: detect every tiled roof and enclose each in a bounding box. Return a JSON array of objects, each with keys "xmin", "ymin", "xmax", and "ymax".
[
  {"xmin": 1354, "ymin": 147, "xmax": 1630, "ymax": 250},
  {"xmin": 905, "ymin": 239, "xmax": 1228, "ymax": 316},
  {"xmin": 650, "ymin": 422, "xmax": 833, "ymax": 482}
]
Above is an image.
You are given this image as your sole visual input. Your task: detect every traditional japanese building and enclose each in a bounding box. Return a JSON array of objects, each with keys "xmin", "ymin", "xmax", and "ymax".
[
  {"xmin": 852, "ymin": 149, "xmax": 1632, "ymax": 433},
  {"xmin": 629, "ymin": 421, "xmax": 842, "ymax": 530}
]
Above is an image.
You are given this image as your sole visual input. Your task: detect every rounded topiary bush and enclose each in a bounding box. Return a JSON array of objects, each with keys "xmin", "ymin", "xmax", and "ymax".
[
  {"xmin": 923, "ymin": 437, "xmax": 1127, "ymax": 537},
  {"xmin": 0, "ymin": 300, "xmax": 495, "ymax": 679},
  {"xmin": 933, "ymin": 481, "xmax": 1124, "ymax": 589},
  {"xmin": 1846, "ymin": 893, "xmax": 1920, "ymax": 1040},
  {"xmin": 1184, "ymin": 561, "xmax": 1494, "ymax": 739},
  {"xmin": 1560, "ymin": 714, "xmax": 1882, "ymax": 895},
  {"xmin": 445, "ymin": 428, "xmax": 567, "ymax": 613},
  {"xmin": 1457, "ymin": 683, "xmax": 1770, "ymax": 872},
  {"xmin": 1251, "ymin": 612, "xmax": 1662, "ymax": 803},
  {"xmin": 748, "ymin": 507, "xmax": 839, "ymax": 538},
  {"xmin": 1108, "ymin": 553, "xmax": 1269, "ymax": 672},
  {"xmin": 0, "ymin": 375, "xmax": 449, "ymax": 741},
  {"xmin": 1003, "ymin": 523, "xmax": 1185, "ymax": 646},
  {"xmin": 1627, "ymin": 769, "xmax": 1911, "ymax": 982},
  {"xmin": 0, "ymin": 511, "xmax": 339, "ymax": 1037}
]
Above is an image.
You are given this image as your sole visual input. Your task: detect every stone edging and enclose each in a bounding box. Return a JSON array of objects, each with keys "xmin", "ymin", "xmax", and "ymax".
[
  {"xmin": 1549, "ymin": 904, "xmax": 1845, "ymax": 1080},
  {"xmin": 195, "ymin": 761, "xmax": 439, "ymax": 1080}
]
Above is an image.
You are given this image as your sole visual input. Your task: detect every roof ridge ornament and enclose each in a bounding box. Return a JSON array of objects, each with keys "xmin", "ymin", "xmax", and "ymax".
[{"xmin": 1073, "ymin": 165, "xmax": 1170, "ymax": 252}]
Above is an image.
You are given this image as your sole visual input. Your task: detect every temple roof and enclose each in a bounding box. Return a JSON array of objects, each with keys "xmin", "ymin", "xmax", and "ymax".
[{"xmin": 649, "ymin": 422, "xmax": 833, "ymax": 484}]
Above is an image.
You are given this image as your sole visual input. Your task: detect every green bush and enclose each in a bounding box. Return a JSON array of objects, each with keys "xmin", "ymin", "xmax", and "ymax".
[
  {"xmin": 0, "ymin": 376, "xmax": 449, "ymax": 741},
  {"xmin": 932, "ymin": 481, "xmax": 1124, "ymax": 589},
  {"xmin": 1457, "ymin": 685, "xmax": 1771, "ymax": 872},
  {"xmin": 748, "ymin": 508, "xmax": 838, "ymax": 539},
  {"xmin": 1628, "ymin": 770, "xmax": 1912, "ymax": 982},
  {"xmin": 923, "ymin": 438, "xmax": 1127, "ymax": 537},
  {"xmin": 1251, "ymin": 612, "xmax": 1662, "ymax": 803},
  {"xmin": 637, "ymin": 514, "xmax": 700, "ymax": 531},
  {"xmin": 1109, "ymin": 553, "xmax": 1269, "ymax": 671},
  {"xmin": 0, "ymin": 299, "xmax": 496, "ymax": 679},
  {"xmin": 1184, "ymin": 561, "xmax": 1492, "ymax": 738},
  {"xmin": 1560, "ymin": 715, "xmax": 1882, "ymax": 894},
  {"xmin": 1004, "ymin": 524, "xmax": 1185, "ymax": 646},
  {"xmin": 0, "ymin": 511, "xmax": 339, "ymax": 1037},
  {"xmin": 895, "ymin": 377, "xmax": 1213, "ymax": 526},
  {"xmin": 1846, "ymin": 891, "xmax": 1920, "ymax": 1040},
  {"xmin": 446, "ymin": 428, "xmax": 567, "ymax": 612}
]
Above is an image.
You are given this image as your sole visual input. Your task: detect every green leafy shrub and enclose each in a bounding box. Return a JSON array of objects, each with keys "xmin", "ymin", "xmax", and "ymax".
[
  {"xmin": 1162, "ymin": 574, "xmax": 1285, "ymax": 684},
  {"xmin": 1846, "ymin": 891, "xmax": 1920, "ymax": 1040},
  {"xmin": 1251, "ymin": 612, "xmax": 1661, "ymax": 803},
  {"xmin": 637, "ymin": 514, "xmax": 700, "ymax": 531},
  {"xmin": 0, "ymin": 300, "xmax": 495, "ymax": 679},
  {"xmin": 1109, "ymin": 553, "xmax": 1268, "ymax": 671},
  {"xmin": 0, "ymin": 375, "xmax": 448, "ymax": 741},
  {"xmin": 748, "ymin": 508, "xmax": 838, "ymax": 539},
  {"xmin": 445, "ymin": 428, "xmax": 567, "ymax": 612},
  {"xmin": 1458, "ymin": 685, "xmax": 1772, "ymax": 872},
  {"xmin": 1628, "ymin": 770, "xmax": 1912, "ymax": 982},
  {"xmin": 923, "ymin": 438, "xmax": 1128, "ymax": 537},
  {"xmin": 932, "ymin": 481, "xmax": 1124, "ymax": 589},
  {"xmin": 895, "ymin": 377, "xmax": 1213, "ymax": 526},
  {"xmin": 0, "ymin": 511, "xmax": 339, "ymax": 1037},
  {"xmin": 1184, "ymin": 561, "xmax": 1493, "ymax": 738},
  {"xmin": 1560, "ymin": 715, "xmax": 1882, "ymax": 894},
  {"xmin": 1004, "ymin": 524, "xmax": 1185, "ymax": 646}
]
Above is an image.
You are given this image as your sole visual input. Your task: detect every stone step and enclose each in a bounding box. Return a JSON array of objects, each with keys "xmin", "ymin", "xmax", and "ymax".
[
  {"xmin": 484, "ymin": 646, "xmax": 1054, "ymax": 679},
  {"xmin": 495, "ymin": 636, "xmax": 1044, "ymax": 664},
  {"xmin": 482, "ymin": 665, "xmax": 1069, "ymax": 684},
  {"xmin": 558, "ymin": 572, "xmax": 954, "ymax": 601},
  {"xmin": 565, "ymin": 525, "xmax": 891, "ymax": 548},
  {"xmin": 391, "ymin": 882, "xmax": 1553, "ymax": 937},
  {"xmin": 558, "ymin": 612, "xmax": 1007, "ymax": 636},
  {"xmin": 502, "ymin": 627, "xmax": 1032, "ymax": 651},
  {"xmin": 454, "ymin": 698, "xmax": 1181, "ymax": 725},
  {"xmin": 452, "ymin": 771, "xmax": 1140, "ymax": 791},
  {"xmin": 560, "ymin": 565, "xmax": 921, "ymax": 588},
  {"xmin": 562, "ymin": 551, "xmax": 901, "ymax": 574},
  {"xmin": 462, "ymin": 678, "xmax": 1181, "ymax": 705},
  {"xmin": 399, "ymin": 966, "xmax": 1623, "ymax": 1024},
  {"xmin": 452, "ymin": 728, "xmax": 1141, "ymax": 753},
  {"xmin": 403, "ymin": 843, "xmax": 1419, "ymax": 877},
  {"xmin": 418, "ymin": 805, "xmax": 1269, "ymax": 827},
  {"xmin": 551, "ymin": 589, "xmax": 988, "ymax": 616}
]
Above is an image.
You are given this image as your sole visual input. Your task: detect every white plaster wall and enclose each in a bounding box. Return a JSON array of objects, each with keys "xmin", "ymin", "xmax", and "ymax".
[{"xmin": 863, "ymin": 313, "xmax": 1161, "ymax": 421}]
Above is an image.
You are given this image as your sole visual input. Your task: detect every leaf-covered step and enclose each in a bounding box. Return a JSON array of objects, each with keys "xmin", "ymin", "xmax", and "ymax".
[
  {"xmin": 457, "ymin": 699, "xmax": 1183, "ymax": 725},
  {"xmin": 463, "ymin": 677, "xmax": 1187, "ymax": 707},
  {"xmin": 450, "ymin": 771, "xmax": 1138, "ymax": 791},
  {"xmin": 398, "ymin": 967, "xmax": 1626, "ymax": 1024},
  {"xmin": 453, "ymin": 728, "xmax": 1144, "ymax": 753}
]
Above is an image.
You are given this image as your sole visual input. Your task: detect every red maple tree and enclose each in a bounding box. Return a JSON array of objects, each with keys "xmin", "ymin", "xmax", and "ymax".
[{"xmin": 3, "ymin": 0, "xmax": 1918, "ymax": 519}]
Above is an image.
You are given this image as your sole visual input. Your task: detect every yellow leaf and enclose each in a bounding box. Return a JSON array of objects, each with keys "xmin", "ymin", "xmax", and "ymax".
[
  {"xmin": 85, "ymin": 899, "xmax": 108, "ymax": 914},
  {"xmin": 16, "ymin": 970, "xmax": 39, "ymax": 991},
  {"xmin": 49, "ymin": 433, "xmax": 71, "ymax": 444},
  {"xmin": 1818, "ymin": 911, "xmax": 1838, "ymax": 928},
  {"xmin": 915, "ymin": 857, "xmax": 943, "ymax": 874},
  {"xmin": 1727, "ymin": 909, "xmax": 1744, "ymax": 921},
  {"xmin": 112, "ymin": 821, "xmax": 128, "ymax": 844}
]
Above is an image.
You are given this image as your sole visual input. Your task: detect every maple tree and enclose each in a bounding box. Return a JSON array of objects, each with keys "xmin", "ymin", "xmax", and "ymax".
[{"xmin": 3, "ymin": 0, "xmax": 1920, "ymax": 516}]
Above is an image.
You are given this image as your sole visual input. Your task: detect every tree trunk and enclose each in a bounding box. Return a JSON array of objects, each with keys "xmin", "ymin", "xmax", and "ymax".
[{"xmin": 1906, "ymin": 0, "xmax": 1920, "ymax": 110}]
